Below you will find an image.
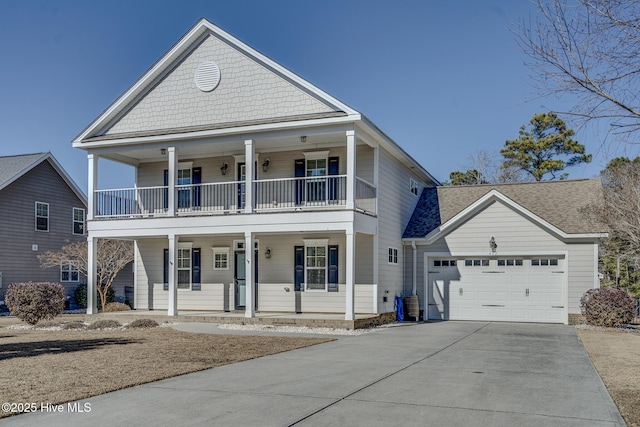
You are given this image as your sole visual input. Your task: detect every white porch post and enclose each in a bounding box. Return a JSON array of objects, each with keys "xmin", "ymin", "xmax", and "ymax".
[
  {"xmin": 373, "ymin": 231, "xmax": 379, "ymax": 313},
  {"xmin": 346, "ymin": 130, "xmax": 356, "ymax": 210},
  {"xmin": 244, "ymin": 139, "xmax": 254, "ymax": 214},
  {"xmin": 168, "ymin": 234, "xmax": 178, "ymax": 316},
  {"xmin": 244, "ymin": 231, "xmax": 255, "ymax": 318},
  {"xmin": 87, "ymin": 154, "xmax": 98, "ymax": 220},
  {"xmin": 345, "ymin": 229, "xmax": 355, "ymax": 320},
  {"xmin": 167, "ymin": 147, "xmax": 177, "ymax": 216},
  {"xmin": 87, "ymin": 236, "xmax": 97, "ymax": 314}
]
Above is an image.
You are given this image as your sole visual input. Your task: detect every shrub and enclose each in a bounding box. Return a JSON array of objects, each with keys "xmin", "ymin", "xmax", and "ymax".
[
  {"xmin": 87, "ymin": 319, "xmax": 122, "ymax": 330},
  {"xmin": 62, "ymin": 321, "xmax": 86, "ymax": 330},
  {"xmin": 74, "ymin": 284, "xmax": 115, "ymax": 309},
  {"xmin": 103, "ymin": 302, "xmax": 132, "ymax": 312},
  {"xmin": 580, "ymin": 288, "xmax": 635, "ymax": 327},
  {"xmin": 5, "ymin": 282, "xmax": 66, "ymax": 325},
  {"xmin": 127, "ymin": 319, "xmax": 159, "ymax": 329}
]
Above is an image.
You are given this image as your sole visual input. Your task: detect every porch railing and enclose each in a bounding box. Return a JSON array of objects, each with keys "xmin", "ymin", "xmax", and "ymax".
[{"xmin": 93, "ymin": 175, "xmax": 376, "ymax": 218}]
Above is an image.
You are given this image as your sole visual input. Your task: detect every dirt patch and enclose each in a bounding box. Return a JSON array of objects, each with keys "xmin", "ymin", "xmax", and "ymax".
[
  {"xmin": 578, "ymin": 328, "xmax": 640, "ymax": 427},
  {"xmin": 0, "ymin": 318, "xmax": 332, "ymax": 418}
]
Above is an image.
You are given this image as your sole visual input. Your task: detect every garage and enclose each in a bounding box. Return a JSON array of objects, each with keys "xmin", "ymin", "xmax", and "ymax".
[{"xmin": 426, "ymin": 256, "xmax": 566, "ymax": 323}]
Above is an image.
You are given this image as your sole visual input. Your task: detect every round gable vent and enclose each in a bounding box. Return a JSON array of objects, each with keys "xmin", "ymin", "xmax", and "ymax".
[{"xmin": 194, "ymin": 61, "xmax": 221, "ymax": 92}]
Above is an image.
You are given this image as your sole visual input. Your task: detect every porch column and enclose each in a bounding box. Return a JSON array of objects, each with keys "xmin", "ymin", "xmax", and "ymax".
[
  {"xmin": 345, "ymin": 229, "xmax": 355, "ymax": 320},
  {"xmin": 373, "ymin": 231, "xmax": 379, "ymax": 313},
  {"xmin": 167, "ymin": 147, "xmax": 177, "ymax": 216},
  {"xmin": 87, "ymin": 154, "xmax": 98, "ymax": 220},
  {"xmin": 244, "ymin": 139, "xmax": 254, "ymax": 214},
  {"xmin": 168, "ymin": 234, "xmax": 178, "ymax": 316},
  {"xmin": 244, "ymin": 231, "xmax": 255, "ymax": 318},
  {"xmin": 87, "ymin": 236, "xmax": 97, "ymax": 314},
  {"xmin": 346, "ymin": 130, "xmax": 356, "ymax": 210}
]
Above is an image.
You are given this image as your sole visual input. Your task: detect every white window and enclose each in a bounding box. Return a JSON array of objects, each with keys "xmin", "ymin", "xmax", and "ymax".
[
  {"xmin": 303, "ymin": 239, "xmax": 329, "ymax": 291},
  {"xmin": 73, "ymin": 208, "xmax": 85, "ymax": 235},
  {"xmin": 61, "ymin": 262, "xmax": 79, "ymax": 282},
  {"xmin": 388, "ymin": 247, "xmax": 398, "ymax": 264},
  {"xmin": 410, "ymin": 178, "xmax": 418, "ymax": 196},
  {"xmin": 212, "ymin": 247, "xmax": 229, "ymax": 270},
  {"xmin": 177, "ymin": 244, "xmax": 192, "ymax": 289},
  {"xmin": 35, "ymin": 202, "xmax": 49, "ymax": 231}
]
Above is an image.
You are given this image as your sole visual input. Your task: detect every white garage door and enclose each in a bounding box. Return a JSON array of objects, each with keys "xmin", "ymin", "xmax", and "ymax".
[{"xmin": 427, "ymin": 257, "xmax": 565, "ymax": 323}]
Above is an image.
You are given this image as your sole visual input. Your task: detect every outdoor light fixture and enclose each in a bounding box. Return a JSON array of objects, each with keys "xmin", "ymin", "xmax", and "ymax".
[
  {"xmin": 262, "ymin": 159, "xmax": 270, "ymax": 173},
  {"xmin": 300, "ymin": 135, "xmax": 307, "ymax": 143},
  {"xmin": 489, "ymin": 236, "xmax": 498, "ymax": 254},
  {"xmin": 221, "ymin": 162, "xmax": 228, "ymax": 175},
  {"xmin": 160, "ymin": 148, "xmax": 166, "ymax": 155},
  {"xmin": 265, "ymin": 247, "xmax": 272, "ymax": 259}
]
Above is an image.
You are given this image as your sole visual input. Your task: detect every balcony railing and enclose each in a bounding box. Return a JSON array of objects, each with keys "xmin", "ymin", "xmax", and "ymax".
[{"xmin": 93, "ymin": 176, "xmax": 376, "ymax": 219}]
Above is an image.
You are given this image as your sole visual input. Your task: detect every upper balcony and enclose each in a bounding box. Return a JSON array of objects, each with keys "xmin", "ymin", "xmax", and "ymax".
[
  {"xmin": 93, "ymin": 175, "xmax": 376, "ymax": 218},
  {"xmin": 87, "ymin": 129, "xmax": 378, "ymax": 221}
]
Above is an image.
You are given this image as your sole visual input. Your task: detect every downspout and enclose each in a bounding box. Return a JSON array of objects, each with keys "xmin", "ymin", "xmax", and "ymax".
[{"xmin": 411, "ymin": 240, "xmax": 417, "ymax": 295}]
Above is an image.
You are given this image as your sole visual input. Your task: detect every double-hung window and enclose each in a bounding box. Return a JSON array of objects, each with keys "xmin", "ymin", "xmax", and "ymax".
[
  {"xmin": 305, "ymin": 244, "xmax": 327, "ymax": 290},
  {"xmin": 73, "ymin": 208, "xmax": 85, "ymax": 235},
  {"xmin": 35, "ymin": 202, "xmax": 49, "ymax": 231},
  {"xmin": 388, "ymin": 247, "xmax": 399, "ymax": 264},
  {"xmin": 212, "ymin": 247, "xmax": 229, "ymax": 270},
  {"xmin": 294, "ymin": 239, "xmax": 338, "ymax": 292},
  {"xmin": 163, "ymin": 243, "xmax": 201, "ymax": 291}
]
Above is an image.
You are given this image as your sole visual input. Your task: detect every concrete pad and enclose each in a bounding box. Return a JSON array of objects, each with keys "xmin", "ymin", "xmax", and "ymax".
[{"xmin": 1, "ymin": 321, "xmax": 625, "ymax": 427}]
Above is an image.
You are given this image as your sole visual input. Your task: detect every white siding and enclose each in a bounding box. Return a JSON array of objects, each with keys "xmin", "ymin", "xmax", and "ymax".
[{"xmin": 376, "ymin": 148, "xmax": 431, "ymax": 311}]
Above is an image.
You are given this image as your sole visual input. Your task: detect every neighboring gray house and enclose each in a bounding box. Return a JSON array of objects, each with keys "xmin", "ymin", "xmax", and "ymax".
[
  {"xmin": 403, "ymin": 179, "xmax": 607, "ymax": 324},
  {"xmin": 72, "ymin": 18, "xmax": 605, "ymax": 324},
  {"xmin": 0, "ymin": 153, "xmax": 88, "ymax": 302}
]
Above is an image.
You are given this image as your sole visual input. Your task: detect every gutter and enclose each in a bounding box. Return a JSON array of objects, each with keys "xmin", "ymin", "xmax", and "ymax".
[{"xmin": 411, "ymin": 240, "xmax": 417, "ymax": 295}]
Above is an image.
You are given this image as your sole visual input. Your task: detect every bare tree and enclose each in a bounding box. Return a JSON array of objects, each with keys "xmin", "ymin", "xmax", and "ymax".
[
  {"xmin": 446, "ymin": 150, "xmax": 531, "ymax": 185},
  {"xmin": 517, "ymin": 0, "xmax": 640, "ymax": 138},
  {"xmin": 38, "ymin": 239, "xmax": 134, "ymax": 310}
]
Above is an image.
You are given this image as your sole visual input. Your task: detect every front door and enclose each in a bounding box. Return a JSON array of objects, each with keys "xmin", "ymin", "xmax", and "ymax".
[{"xmin": 234, "ymin": 249, "xmax": 258, "ymax": 309}]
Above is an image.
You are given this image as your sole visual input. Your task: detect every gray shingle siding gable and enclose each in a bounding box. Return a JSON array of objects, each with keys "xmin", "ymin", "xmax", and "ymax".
[{"xmin": 0, "ymin": 161, "xmax": 87, "ymax": 301}]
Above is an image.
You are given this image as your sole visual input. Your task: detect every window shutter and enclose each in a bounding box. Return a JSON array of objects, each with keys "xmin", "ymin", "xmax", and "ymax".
[
  {"xmin": 328, "ymin": 245, "xmax": 339, "ymax": 292},
  {"xmin": 294, "ymin": 159, "xmax": 305, "ymax": 205},
  {"xmin": 192, "ymin": 248, "xmax": 201, "ymax": 291},
  {"xmin": 163, "ymin": 249, "xmax": 169, "ymax": 291},
  {"xmin": 192, "ymin": 167, "xmax": 202, "ymax": 208},
  {"xmin": 163, "ymin": 170, "xmax": 169, "ymax": 210},
  {"xmin": 294, "ymin": 246, "xmax": 304, "ymax": 291},
  {"xmin": 328, "ymin": 156, "xmax": 339, "ymax": 202}
]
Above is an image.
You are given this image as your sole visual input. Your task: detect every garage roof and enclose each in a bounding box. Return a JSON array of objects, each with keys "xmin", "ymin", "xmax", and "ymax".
[{"xmin": 403, "ymin": 178, "xmax": 605, "ymax": 238}]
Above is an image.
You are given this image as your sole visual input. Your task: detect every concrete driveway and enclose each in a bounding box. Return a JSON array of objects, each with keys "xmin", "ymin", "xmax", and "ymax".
[{"xmin": 3, "ymin": 321, "xmax": 625, "ymax": 426}]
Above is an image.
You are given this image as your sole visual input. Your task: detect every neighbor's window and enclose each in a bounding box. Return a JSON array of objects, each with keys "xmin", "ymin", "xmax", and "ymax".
[
  {"xmin": 73, "ymin": 208, "xmax": 85, "ymax": 235},
  {"xmin": 410, "ymin": 178, "xmax": 418, "ymax": 196},
  {"xmin": 61, "ymin": 262, "xmax": 79, "ymax": 282},
  {"xmin": 35, "ymin": 202, "xmax": 49, "ymax": 231},
  {"xmin": 388, "ymin": 247, "xmax": 398, "ymax": 264},
  {"xmin": 212, "ymin": 247, "xmax": 229, "ymax": 270}
]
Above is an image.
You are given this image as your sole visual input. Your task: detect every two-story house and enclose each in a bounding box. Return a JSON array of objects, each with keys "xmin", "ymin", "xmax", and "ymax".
[
  {"xmin": 73, "ymin": 19, "xmax": 438, "ymax": 320},
  {"xmin": 73, "ymin": 19, "xmax": 605, "ymax": 325},
  {"xmin": 0, "ymin": 153, "xmax": 87, "ymax": 303}
]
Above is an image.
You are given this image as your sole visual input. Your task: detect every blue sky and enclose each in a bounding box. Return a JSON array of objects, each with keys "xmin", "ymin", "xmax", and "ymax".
[{"xmin": 0, "ymin": 0, "xmax": 623, "ymax": 193}]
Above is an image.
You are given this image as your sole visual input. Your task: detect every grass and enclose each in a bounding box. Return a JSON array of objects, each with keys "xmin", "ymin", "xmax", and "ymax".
[
  {"xmin": 0, "ymin": 316, "xmax": 332, "ymax": 418},
  {"xmin": 578, "ymin": 327, "xmax": 640, "ymax": 427}
]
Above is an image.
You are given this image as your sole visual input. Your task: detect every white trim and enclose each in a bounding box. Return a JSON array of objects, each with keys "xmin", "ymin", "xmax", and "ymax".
[
  {"xmin": 35, "ymin": 201, "xmax": 49, "ymax": 232},
  {"xmin": 212, "ymin": 247, "xmax": 230, "ymax": 270},
  {"xmin": 303, "ymin": 238, "xmax": 329, "ymax": 246},
  {"xmin": 178, "ymin": 161, "xmax": 193, "ymax": 170},
  {"xmin": 303, "ymin": 151, "xmax": 330, "ymax": 160},
  {"xmin": 594, "ymin": 243, "xmax": 600, "ymax": 289}
]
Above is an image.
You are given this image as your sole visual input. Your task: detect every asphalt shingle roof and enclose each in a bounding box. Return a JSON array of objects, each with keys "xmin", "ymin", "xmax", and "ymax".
[
  {"xmin": 0, "ymin": 153, "xmax": 48, "ymax": 189},
  {"xmin": 403, "ymin": 178, "xmax": 605, "ymax": 238}
]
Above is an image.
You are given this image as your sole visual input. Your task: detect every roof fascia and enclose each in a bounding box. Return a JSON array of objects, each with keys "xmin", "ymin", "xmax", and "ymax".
[
  {"xmin": 74, "ymin": 18, "xmax": 359, "ymax": 144},
  {"xmin": 45, "ymin": 154, "xmax": 88, "ymax": 205}
]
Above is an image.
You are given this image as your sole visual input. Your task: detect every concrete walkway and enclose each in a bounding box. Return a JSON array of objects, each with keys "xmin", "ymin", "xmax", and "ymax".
[{"xmin": 3, "ymin": 322, "xmax": 625, "ymax": 426}]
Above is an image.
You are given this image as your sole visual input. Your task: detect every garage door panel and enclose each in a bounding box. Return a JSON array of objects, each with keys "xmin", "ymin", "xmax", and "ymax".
[{"xmin": 427, "ymin": 257, "xmax": 565, "ymax": 324}]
